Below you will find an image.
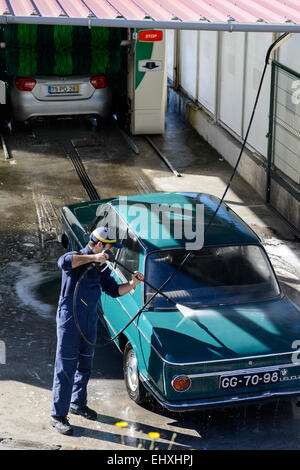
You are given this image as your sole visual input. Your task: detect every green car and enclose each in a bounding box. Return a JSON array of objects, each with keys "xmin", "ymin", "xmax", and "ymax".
[{"xmin": 59, "ymin": 192, "xmax": 300, "ymax": 410}]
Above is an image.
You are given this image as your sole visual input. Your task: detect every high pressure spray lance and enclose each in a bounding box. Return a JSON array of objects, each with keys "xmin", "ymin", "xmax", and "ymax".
[
  {"xmin": 73, "ymin": 249, "xmax": 233, "ymax": 350},
  {"xmin": 72, "ymin": 249, "xmax": 195, "ymax": 349},
  {"xmin": 72, "ymin": 32, "xmax": 292, "ymax": 349},
  {"xmin": 104, "ymin": 250, "xmax": 229, "ymax": 348}
]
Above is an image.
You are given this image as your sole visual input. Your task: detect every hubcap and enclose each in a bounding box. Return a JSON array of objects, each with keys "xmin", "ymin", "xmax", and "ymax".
[{"xmin": 127, "ymin": 350, "xmax": 138, "ymax": 392}]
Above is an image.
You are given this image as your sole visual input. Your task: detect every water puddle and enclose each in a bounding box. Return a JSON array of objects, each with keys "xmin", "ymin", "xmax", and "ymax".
[{"xmin": 13, "ymin": 263, "xmax": 60, "ymax": 319}]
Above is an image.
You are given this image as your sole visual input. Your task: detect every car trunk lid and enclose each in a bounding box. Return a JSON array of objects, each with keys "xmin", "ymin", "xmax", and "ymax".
[
  {"xmin": 142, "ymin": 297, "xmax": 300, "ymax": 365},
  {"xmin": 29, "ymin": 75, "xmax": 95, "ymax": 101}
]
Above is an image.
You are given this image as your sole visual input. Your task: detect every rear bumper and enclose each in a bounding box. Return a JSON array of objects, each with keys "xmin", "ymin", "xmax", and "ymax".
[
  {"xmin": 140, "ymin": 373, "xmax": 300, "ymax": 411},
  {"xmin": 11, "ymin": 88, "xmax": 112, "ymax": 121}
]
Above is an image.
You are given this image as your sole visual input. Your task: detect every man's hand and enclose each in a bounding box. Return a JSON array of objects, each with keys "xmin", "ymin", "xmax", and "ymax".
[
  {"xmin": 118, "ymin": 271, "xmax": 144, "ymax": 296},
  {"xmin": 131, "ymin": 271, "xmax": 144, "ymax": 286},
  {"xmin": 72, "ymin": 251, "xmax": 108, "ymax": 269},
  {"xmin": 93, "ymin": 252, "xmax": 109, "ymax": 266}
]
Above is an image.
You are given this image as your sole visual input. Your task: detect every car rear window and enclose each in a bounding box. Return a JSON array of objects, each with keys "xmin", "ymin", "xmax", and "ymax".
[{"xmin": 144, "ymin": 245, "xmax": 280, "ymax": 309}]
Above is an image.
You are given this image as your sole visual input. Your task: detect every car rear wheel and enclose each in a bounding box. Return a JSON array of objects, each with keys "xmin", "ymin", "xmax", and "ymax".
[{"xmin": 123, "ymin": 342, "xmax": 148, "ymax": 404}]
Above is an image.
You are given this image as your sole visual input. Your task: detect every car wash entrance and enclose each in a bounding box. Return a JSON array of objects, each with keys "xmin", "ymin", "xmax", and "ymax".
[
  {"xmin": 0, "ymin": 22, "xmax": 167, "ymax": 135},
  {"xmin": 0, "ymin": 0, "xmax": 299, "ymax": 231},
  {"xmin": 0, "ymin": 24, "xmax": 128, "ymax": 125}
]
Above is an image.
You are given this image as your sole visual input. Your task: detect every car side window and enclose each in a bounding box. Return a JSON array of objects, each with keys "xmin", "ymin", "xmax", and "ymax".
[
  {"xmin": 93, "ymin": 204, "xmax": 111, "ymax": 230},
  {"xmin": 116, "ymin": 230, "xmax": 140, "ymax": 283},
  {"xmin": 95, "ymin": 204, "xmax": 120, "ymax": 256}
]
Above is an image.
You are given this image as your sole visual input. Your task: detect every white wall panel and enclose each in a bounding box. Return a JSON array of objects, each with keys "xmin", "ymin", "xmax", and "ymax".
[
  {"xmin": 179, "ymin": 30, "xmax": 198, "ymax": 99},
  {"xmin": 278, "ymin": 34, "xmax": 300, "ymax": 74},
  {"xmin": 219, "ymin": 32, "xmax": 245, "ymax": 136},
  {"xmin": 198, "ymin": 31, "xmax": 218, "ymax": 115},
  {"xmin": 243, "ymin": 32, "xmax": 273, "ymax": 158},
  {"xmin": 167, "ymin": 29, "xmax": 174, "ymax": 82}
]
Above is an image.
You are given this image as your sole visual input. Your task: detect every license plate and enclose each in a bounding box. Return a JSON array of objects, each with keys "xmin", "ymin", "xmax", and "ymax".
[
  {"xmin": 48, "ymin": 85, "xmax": 79, "ymax": 94},
  {"xmin": 220, "ymin": 369, "xmax": 281, "ymax": 389}
]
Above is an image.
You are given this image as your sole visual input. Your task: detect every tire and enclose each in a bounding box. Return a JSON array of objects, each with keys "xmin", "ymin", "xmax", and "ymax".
[{"xmin": 123, "ymin": 342, "xmax": 148, "ymax": 405}]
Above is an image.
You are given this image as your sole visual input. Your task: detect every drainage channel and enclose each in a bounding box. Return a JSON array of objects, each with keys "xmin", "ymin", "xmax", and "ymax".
[
  {"xmin": 61, "ymin": 139, "xmax": 100, "ymax": 201},
  {"xmin": 29, "ymin": 120, "xmax": 100, "ymax": 202},
  {"xmin": 29, "ymin": 120, "xmax": 180, "ymax": 202}
]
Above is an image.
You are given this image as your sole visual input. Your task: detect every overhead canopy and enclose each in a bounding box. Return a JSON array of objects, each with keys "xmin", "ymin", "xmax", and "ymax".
[{"xmin": 0, "ymin": 0, "xmax": 300, "ymax": 32}]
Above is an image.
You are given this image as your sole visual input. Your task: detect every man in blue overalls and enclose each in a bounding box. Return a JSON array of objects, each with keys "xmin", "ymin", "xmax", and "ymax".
[{"xmin": 51, "ymin": 226, "xmax": 143, "ymax": 435}]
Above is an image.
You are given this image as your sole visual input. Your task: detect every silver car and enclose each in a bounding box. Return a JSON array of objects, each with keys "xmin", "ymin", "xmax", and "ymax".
[{"xmin": 10, "ymin": 74, "xmax": 112, "ymax": 122}]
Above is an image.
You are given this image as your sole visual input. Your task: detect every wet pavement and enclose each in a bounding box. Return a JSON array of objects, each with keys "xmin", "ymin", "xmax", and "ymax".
[{"xmin": 0, "ymin": 112, "xmax": 300, "ymax": 450}]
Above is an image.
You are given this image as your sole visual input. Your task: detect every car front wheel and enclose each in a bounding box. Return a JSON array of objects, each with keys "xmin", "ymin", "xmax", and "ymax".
[{"xmin": 123, "ymin": 342, "xmax": 148, "ymax": 404}]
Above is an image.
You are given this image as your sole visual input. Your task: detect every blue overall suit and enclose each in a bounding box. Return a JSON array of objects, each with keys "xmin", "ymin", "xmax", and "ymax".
[{"xmin": 51, "ymin": 245, "xmax": 120, "ymax": 417}]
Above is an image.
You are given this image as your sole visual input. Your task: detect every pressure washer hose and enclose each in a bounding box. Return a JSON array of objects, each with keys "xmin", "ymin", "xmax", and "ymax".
[
  {"xmin": 132, "ymin": 32, "xmax": 291, "ymax": 306},
  {"xmin": 72, "ymin": 33, "xmax": 290, "ymax": 349},
  {"xmin": 72, "ymin": 261, "xmax": 176, "ymax": 349}
]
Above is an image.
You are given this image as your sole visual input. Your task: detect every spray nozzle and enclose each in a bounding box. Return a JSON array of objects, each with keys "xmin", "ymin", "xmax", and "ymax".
[{"xmin": 104, "ymin": 249, "xmax": 115, "ymax": 262}]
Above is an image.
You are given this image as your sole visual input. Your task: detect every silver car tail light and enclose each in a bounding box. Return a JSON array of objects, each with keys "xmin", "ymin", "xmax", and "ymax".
[
  {"xmin": 16, "ymin": 77, "xmax": 36, "ymax": 91},
  {"xmin": 90, "ymin": 75, "xmax": 107, "ymax": 89}
]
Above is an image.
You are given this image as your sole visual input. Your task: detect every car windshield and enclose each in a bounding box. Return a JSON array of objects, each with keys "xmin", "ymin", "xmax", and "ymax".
[{"xmin": 144, "ymin": 245, "xmax": 280, "ymax": 309}]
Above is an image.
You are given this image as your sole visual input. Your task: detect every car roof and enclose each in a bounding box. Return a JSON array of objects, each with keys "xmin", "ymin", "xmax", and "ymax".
[{"xmin": 110, "ymin": 192, "xmax": 260, "ymax": 251}]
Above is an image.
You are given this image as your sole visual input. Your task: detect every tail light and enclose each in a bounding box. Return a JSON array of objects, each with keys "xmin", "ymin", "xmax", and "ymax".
[
  {"xmin": 172, "ymin": 375, "xmax": 191, "ymax": 392},
  {"xmin": 90, "ymin": 75, "xmax": 107, "ymax": 89},
  {"xmin": 16, "ymin": 77, "xmax": 36, "ymax": 91}
]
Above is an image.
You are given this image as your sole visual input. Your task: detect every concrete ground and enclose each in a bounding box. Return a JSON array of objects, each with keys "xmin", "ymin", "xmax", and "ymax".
[{"xmin": 0, "ymin": 111, "xmax": 299, "ymax": 451}]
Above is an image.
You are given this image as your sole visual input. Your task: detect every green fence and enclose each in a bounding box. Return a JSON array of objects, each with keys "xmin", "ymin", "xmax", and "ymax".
[{"xmin": 267, "ymin": 60, "xmax": 300, "ymax": 205}]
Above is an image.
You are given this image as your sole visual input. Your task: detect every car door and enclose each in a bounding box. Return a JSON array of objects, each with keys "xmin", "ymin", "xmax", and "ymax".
[
  {"xmin": 93, "ymin": 204, "xmax": 122, "ymax": 313},
  {"xmin": 102, "ymin": 221, "xmax": 143, "ymax": 352}
]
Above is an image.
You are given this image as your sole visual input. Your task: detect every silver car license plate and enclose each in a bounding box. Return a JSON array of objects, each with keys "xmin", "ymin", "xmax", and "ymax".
[{"xmin": 48, "ymin": 85, "xmax": 79, "ymax": 94}]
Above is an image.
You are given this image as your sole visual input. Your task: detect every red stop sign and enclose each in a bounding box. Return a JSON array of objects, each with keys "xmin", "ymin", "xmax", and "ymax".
[{"xmin": 138, "ymin": 30, "xmax": 163, "ymax": 42}]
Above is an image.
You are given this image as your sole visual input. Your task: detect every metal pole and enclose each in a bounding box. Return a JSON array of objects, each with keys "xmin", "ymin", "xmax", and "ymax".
[
  {"xmin": 1, "ymin": 134, "xmax": 10, "ymax": 159},
  {"xmin": 215, "ymin": 31, "xmax": 221, "ymax": 123},
  {"xmin": 1, "ymin": 15, "xmax": 300, "ymax": 33},
  {"xmin": 145, "ymin": 136, "xmax": 181, "ymax": 177},
  {"xmin": 266, "ymin": 62, "xmax": 276, "ymax": 203},
  {"xmin": 241, "ymin": 32, "xmax": 248, "ymax": 139}
]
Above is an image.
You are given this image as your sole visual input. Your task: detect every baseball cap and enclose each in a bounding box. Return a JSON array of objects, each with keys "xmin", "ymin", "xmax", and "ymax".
[{"xmin": 90, "ymin": 226, "xmax": 123, "ymax": 248}]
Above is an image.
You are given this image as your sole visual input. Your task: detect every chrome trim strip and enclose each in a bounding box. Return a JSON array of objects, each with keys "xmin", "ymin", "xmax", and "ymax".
[
  {"xmin": 171, "ymin": 350, "xmax": 295, "ymax": 366},
  {"xmin": 139, "ymin": 373, "xmax": 300, "ymax": 411},
  {"xmin": 114, "ymin": 298, "xmax": 295, "ymax": 366},
  {"xmin": 102, "ymin": 314, "xmax": 122, "ymax": 353},
  {"xmin": 102, "ymin": 314, "xmax": 117, "ymax": 336},
  {"xmin": 187, "ymin": 363, "xmax": 299, "ymax": 379},
  {"xmin": 115, "ymin": 298, "xmax": 165, "ymax": 360},
  {"xmin": 162, "ymin": 360, "xmax": 167, "ymax": 396}
]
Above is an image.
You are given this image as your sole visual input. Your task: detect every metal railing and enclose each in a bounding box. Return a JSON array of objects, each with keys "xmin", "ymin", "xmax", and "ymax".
[{"xmin": 267, "ymin": 60, "xmax": 300, "ymax": 205}]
